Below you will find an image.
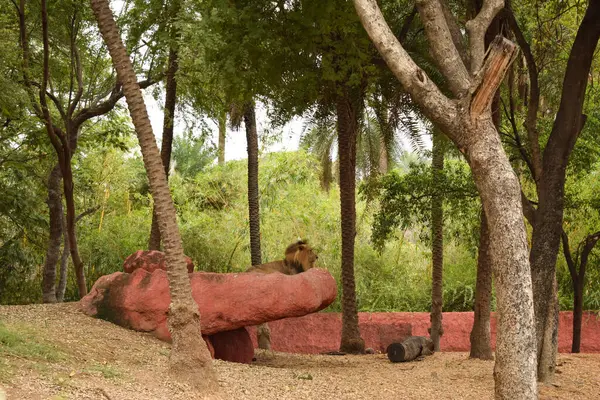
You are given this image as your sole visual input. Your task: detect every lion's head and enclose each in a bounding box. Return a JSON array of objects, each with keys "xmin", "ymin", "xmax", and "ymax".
[{"xmin": 285, "ymin": 240, "xmax": 318, "ymax": 273}]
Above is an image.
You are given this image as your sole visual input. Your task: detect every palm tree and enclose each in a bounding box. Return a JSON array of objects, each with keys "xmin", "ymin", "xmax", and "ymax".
[
  {"xmin": 337, "ymin": 86, "xmax": 365, "ymax": 354},
  {"xmin": 149, "ymin": 0, "xmax": 181, "ymax": 251},
  {"xmin": 429, "ymin": 128, "xmax": 444, "ymax": 351},
  {"xmin": 90, "ymin": 0, "xmax": 218, "ymax": 391},
  {"xmin": 230, "ymin": 101, "xmax": 262, "ymax": 267}
]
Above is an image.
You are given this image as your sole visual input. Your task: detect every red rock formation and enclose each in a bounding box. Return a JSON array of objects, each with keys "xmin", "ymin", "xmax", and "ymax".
[{"xmin": 80, "ymin": 268, "xmax": 337, "ymax": 339}]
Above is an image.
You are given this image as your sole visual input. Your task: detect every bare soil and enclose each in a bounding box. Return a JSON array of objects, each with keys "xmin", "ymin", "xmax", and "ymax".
[{"xmin": 0, "ymin": 303, "xmax": 598, "ymax": 399}]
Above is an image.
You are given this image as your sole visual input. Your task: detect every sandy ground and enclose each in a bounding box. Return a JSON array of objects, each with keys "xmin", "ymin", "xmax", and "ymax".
[{"xmin": 0, "ymin": 303, "xmax": 598, "ymax": 400}]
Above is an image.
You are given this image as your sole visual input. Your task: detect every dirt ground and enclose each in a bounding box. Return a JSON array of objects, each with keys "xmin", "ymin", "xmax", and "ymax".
[{"xmin": 0, "ymin": 303, "xmax": 598, "ymax": 400}]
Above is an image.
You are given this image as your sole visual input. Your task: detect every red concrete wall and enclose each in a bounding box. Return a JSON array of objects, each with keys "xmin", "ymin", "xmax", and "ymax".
[{"xmin": 248, "ymin": 311, "xmax": 600, "ymax": 354}]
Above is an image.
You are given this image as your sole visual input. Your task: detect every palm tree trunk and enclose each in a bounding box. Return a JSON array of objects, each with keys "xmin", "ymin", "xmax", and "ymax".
[
  {"xmin": 430, "ymin": 129, "xmax": 444, "ymax": 351},
  {"xmin": 244, "ymin": 103, "xmax": 262, "ymax": 267},
  {"xmin": 337, "ymin": 88, "xmax": 365, "ymax": 354},
  {"xmin": 218, "ymin": 110, "xmax": 226, "ymax": 166},
  {"xmin": 90, "ymin": 0, "xmax": 217, "ymax": 391},
  {"xmin": 41, "ymin": 164, "xmax": 62, "ymax": 303},
  {"xmin": 470, "ymin": 209, "xmax": 493, "ymax": 359}
]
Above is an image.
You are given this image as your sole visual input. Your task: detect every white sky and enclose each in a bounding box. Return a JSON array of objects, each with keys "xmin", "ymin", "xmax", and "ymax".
[{"xmin": 145, "ymin": 94, "xmax": 304, "ymax": 161}]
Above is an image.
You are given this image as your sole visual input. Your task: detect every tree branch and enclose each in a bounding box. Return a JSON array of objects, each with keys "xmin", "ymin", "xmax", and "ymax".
[
  {"xmin": 17, "ymin": 0, "xmax": 42, "ymax": 119},
  {"xmin": 503, "ymin": 7, "xmax": 542, "ymax": 181},
  {"xmin": 439, "ymin": 0, "xmax": 469, "ymax": 66},
  {"xmin": 68, "ymin": 23, "xmax": 84, "ymax": 121},
  {"xmin": 561, "ymin": 229, "xmax": 578, "ymax": 283},
  {"xmin": 76, "ymin": 205, "xmax": 100, "ymax": 223},
  {"xmin": 71, "ymin": 76, "xmax": 161, "ymax": 132},
  {"xmin": 353, "ymin": 0, "xmax": 459, "ymax": 140},
  {"xmin": 415, "ymin": 0, "xmax": 471, "ymax": 96},
  {"xmin": 466, "ymin": 0, "xmax": 505, "ymax": 74}
]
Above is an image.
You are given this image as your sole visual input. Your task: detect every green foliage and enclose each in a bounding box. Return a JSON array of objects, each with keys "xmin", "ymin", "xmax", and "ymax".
[{"xmin": 365, "ymin": 157, "xmax": 478, "ymax": 251}]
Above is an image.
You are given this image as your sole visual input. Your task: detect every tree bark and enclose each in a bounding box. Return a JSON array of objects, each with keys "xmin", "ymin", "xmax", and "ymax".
[
  {"xmin": 530, "ymin": 0, "xmax": 600, "ymax": 381},
  {"xmin": 149, "ymin": 19, "xmax": 180, "ymax": 251},
  {"xmin": 430, "ymin": 129, "xmax": 444, "ymax": 351},
  {"xmin": 337, "ymin": 87, "xmax": 365, "ymax": 354},
  {"xmin": 41, "ymin": 164, "xmax": 63, "ymax": 303},
  {"xmin": 56, "ymin": 212, "xmax": 70, "ymax": 303},
  {"xmin": 244, "ymin": 103, "xmax": 262, "ymax": 267},
  {"xmin": 470, "ymin": 209, "xmax": 493, "ymax": 359},
  {"xmin": 90, "ymin": 0, "xmax": 218, "ymax": 391},
  {"xmin": 218, "ymin": 110, "xmax": 226, "ymax": 166}
]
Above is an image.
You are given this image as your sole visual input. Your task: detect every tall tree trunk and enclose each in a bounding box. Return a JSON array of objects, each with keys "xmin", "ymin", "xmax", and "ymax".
[
  {"xmin": 244, "ymin": 103, "xmax": 262, "ymax": 267},
  {"xmin": 530, "ymin": 1, "xmax": 600, "ymax": 381},
  {"xmin": 218, "ymin": 110, "xmax": 226, "ymax": 166},
  {"xmin": 56, "ymin": 212, "xmax": 70, "ymax": 303},
  {"xmin": 90, "ymin": 0, "xmax": 218, "ymax": 391},
  {"xmin": 149, "ymin": 45, "xmax": 179, "ymax": 251},
  {"xmin": 41, "ymin": 164, "xmax": 63, "ymax": 303},
  {"xmin": 337, "ymin": 88, "xmax": 365, "ymax": 354},
  {"xmin": 430, "ymin": 129, "xmax": 444, "ymax": 351},
  {"xmin": 62, "ymin": 157, "xmax": 87, "ymax": 298},
  {"xmin": 470, "ymin": 209, "xmax": 493, "ymax": 359}
]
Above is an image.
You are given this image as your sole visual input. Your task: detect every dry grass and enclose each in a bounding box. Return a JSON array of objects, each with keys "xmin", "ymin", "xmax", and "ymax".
[{"xmin": 0, "ymin": 303, "xmax": 598, "ymax": 399}]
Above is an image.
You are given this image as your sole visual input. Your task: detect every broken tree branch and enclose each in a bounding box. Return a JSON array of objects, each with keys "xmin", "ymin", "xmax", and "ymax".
[{"xmin": 470, "ymin": 36, "xmax": 519, "ymax": 121}]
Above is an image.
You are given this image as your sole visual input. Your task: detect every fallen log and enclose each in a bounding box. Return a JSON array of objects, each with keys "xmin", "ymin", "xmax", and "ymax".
[{"xmin": 387, "ymin": 336, "xmax": 435, "ymax": 363}]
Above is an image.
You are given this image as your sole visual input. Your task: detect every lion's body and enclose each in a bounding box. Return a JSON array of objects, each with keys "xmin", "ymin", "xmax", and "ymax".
[{"xmin": 245, "ymin": 240, "xmax": 318, "ymax": 275}]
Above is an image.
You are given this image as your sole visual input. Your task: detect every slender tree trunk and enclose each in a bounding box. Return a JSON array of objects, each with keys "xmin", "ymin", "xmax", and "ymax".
[
  {"xmin": 62, "ymin": 157, "xmax": 87, "ymax": 298},
  {"xmin": 530, "ymin": 1, "xmax": 600, "ymax": 381},
  {"xmin": 572, "ymin": 279, "xmax": 583, "ymax": 353},
  {"xmin": 41, "ymin": 164, "xmax": 63, "ymax": 303},
  {"xmin": 563, "ymin": 230, "xmax": 600, "ymax": 354},
  {"xmin": 470, "ymin": 209, "xmax": 493, "ymax": 359},
  {"xmin": 337, "ymin": 88, "xmax": 365, "ymax": 354},
  {"xmin": 90, "ymin": 0, "xmax": 218, "ymax": 391},
  {"xmin": 56, "ymin": 213, "xmax": 70, "ymax": 303},
  {"xmin": 149, "ymin": 43, "xmax": 179, "ymax": 250},
  {"xmin": 244, "ymin": 103, "xmax": 262, "ymax": 267},
  {"xmin": 430, "ymin": 129, "xmax": 444, "ymax": 351},
  {"xmin": 218, "ymin": 110, "xmax": 226, "ymax": 166}
]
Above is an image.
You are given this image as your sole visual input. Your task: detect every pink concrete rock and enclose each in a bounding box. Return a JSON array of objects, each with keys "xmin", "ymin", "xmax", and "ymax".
[
  {"xmin": 247, "ymin": 313, "xmax": 412, "ymax": 354},
  {"xmin": 80, "ymin": 268, "xmax": 337, "ymax": 341},
  {"xmin": 248, "ymin": 311, "xmax": 600, "ymax": 354},
  {"xmin": 207, "ymin": 328, "xmax": 254, "ymax": 364},
  {"xmin": 123, "ymin": 250, "xmax": 194, "ymax": 274}
]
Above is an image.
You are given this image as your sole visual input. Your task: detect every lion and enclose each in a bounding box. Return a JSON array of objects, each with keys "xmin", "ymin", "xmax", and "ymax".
[
  {"xmin": 246, "ymin": 240, "xmax": 318, "ymax": 275},
  {"xmin": 246, "ymin": 240, "xmax": 319, "ymax": 350}
]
